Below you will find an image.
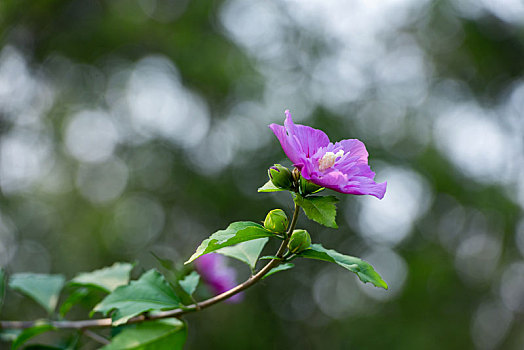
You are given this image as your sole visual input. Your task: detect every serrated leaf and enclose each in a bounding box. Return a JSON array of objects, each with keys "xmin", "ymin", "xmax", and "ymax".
[
  {"xmin": 93, "ymin": 270, "xmax": 181, "ymax": 326},
  {"xmin": 257, "ymin": 180, "xmax": 285, "ymax": 192},
  {"xmin": 299, "ymin": 244, "xmax": 388, "ymax": 289},
  {"xmin": 294, "ymin": 195, "xmax": 338, "ymax": 228},
  {"xmin": 262, "ymin": 263, "xmax": 294, "ymax": 280},
  {"xmin": 185, "ymin": 222, "xmax": 275, "ymax": 264},
  {"xmin": 9, "ymin": 274, "xmax": 65, "ymax": 314},
  {"xmin": 101, "ymin": 318, "xmax": 186, "ymax": 350},
  {"xmin": 216, "ymin": 238, "xmax": 269, "ymax": 271},
  {"xmin": 12, "ymin": 322, "xmax": 55, "ymax": 350},
  {"xmin": 70, "ymin": 263, "xmax": 134, "ymax": 293},
  {"xmin": 178, "ymin": 271, "xmax": 200, "ymax": 296}
]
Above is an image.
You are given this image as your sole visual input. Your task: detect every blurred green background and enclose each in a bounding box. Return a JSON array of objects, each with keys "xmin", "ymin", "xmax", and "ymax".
[{"xmin": 1, "ymin": 0, "xmax": 524, "ymax": 349}]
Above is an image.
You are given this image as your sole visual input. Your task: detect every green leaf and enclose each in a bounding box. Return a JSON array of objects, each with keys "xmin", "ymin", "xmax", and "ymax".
[
  {"xmin": 215, "ymin": 238, "xmax": 269, "ymax": 271},
  {"xmin": 70, "ymin": 263, "xmax": 134, "ymax": 293},
  {"xmin": 9, "ymin": 274, "xmax": 65, "ymax": 314},
  {"xmin": 262, "ymin": 263, "xmax": 294, "ymax": 280},
  {"xmin": 299, "ymin": 244, "xmax": 388, "ymax": 289},
  {"xmin": 93, "ymin": 269, "xmax": 181, "ymax": 325},
  {"xmin": 178, "ymin": 271, "xmax": 200, "ymax": 296},
  {"xmin": 101, "ymin": 318, "xmax": 186, "ymax": 350},
  {"xmin": 0, "ymin": 268, "xmax": 5, "ymax": 310},
  {"xmin": 259, "ymin": 255, "xmax": 281, "ymax": 261},
  {"xmin": 12, "ymin": 322, "xmax": 55, "ymax": 350},
  {"xmin": 59, "ymin": 287, "xmax": 91, "ymax": 317},
  {"xmin": 0, "ymin": 330, "xmax": 22, "ymax": 342},
  {"xmin": 185, "ymin": 222, "xmax": 275, "ymax": 264},
  {"xmin": 294, "ymin": 195, "xmax": 339, "ymax": 228},
  {"xmin": 257, "ymin": 180, "xmax": 285, "ymax": 192}
]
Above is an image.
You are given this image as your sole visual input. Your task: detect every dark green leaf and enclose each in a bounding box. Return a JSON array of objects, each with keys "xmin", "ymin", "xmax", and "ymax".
[
  {"xmin": 12, "ymin": 322, "xmax": 55, "ymax": 350},
  {"xmin": 101, "ymin": 318, "xmax": 186, "ymax": 350},
  {"xmin": 294, "ymin": 195, "xmax": 339, "ymax": 228},
  {"xmin": 216, "ymin": 238, "xmax": 269, "ymax": 271},
  {"xmin": 257, "ymin": 180, "xmax": 286, "ymax": 192},
  {"xmin": 70, "ymin": 263, "xmax": 134, "ymax": 293},
  {"xmin": 9, "ymin": 274, "xmax": 65, "ymax": 314},
  {"xmin": 59, "ymin": 287, "xmax": 91, "ymax": 317},
  {"xmin": 262, "ymin": 263, "xmax": 294, "ymax": 280},
  {"xmin": 178, "ymin": 271, "xmax": 200, "ymax": 296},
  {"xmin": 299, "ymin": 244, "xmax": 388, "ymax": 289},
  {"xmin": 93, "ymin": 270, "xmax": 181, "ymax": 325},
  {"xmin": 185, "ymin": 222, "xmax": 274, "ymax": 264}
]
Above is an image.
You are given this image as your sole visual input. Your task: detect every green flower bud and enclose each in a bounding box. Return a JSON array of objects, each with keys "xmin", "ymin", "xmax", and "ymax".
[
  {"xmin": 287, "ymin": 229, "xmax": 311, "ymax": 254},
  {"xmin": 264, "ymin": 209, "xmax": 289, "ymax": 233},
  {"xmin": 268, "ymin": 164, "xmax": 293, "ymax": 190},
  {"xmin": 299, "ymin": 175, "xmax": 322, "ymax": 196}
]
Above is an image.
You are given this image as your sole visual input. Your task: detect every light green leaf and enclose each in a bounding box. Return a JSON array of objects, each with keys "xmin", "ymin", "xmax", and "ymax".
[
  {"xmin": 93, "ymin": 270, "xmax": 181, "ymax": 326},
  {"xmin": 12, "ymin": 322, "xmax": 55, "ymax": 350},
  {"xmin": 178, "ymin": 271, "xmax": 200, "ymax": 296},
  {"xmin": 262, "ymin": 263, "xmax": 294, "ymax": 280},
  {"xmin": 185, "ymin": 222, "xmax": 275, "ymax": 264},
  {"xmin": 294, "ymin": 195, "xmax": 339, "ymax": 228},
  {"xmin": 101, "ymin": 318, "xmax": 186, "ymax": 350},
  {"xmin": 0, "ymin": 268, "xmax": 5, "ymax": 309},
  {"xmin": 299, "ymin": 244, "xmax": 388, "ymax": 289},
  {"xmin": 257, "ymin": 180, "xmax": 285, "ymax": 192},
  {"xmin": 70, "ymin": 263, "xmax": 134, "ymax": 293},
  {"xmin": 9, "ymin": 274, "xmax": 65, "ymax": 314},
  {"xmin": 0, "ymin": 330, "xmax": 22, "ymax": 342},
  {"xmin": 216, "ymin": 238, "xmax": 269, "ymax": 271}
]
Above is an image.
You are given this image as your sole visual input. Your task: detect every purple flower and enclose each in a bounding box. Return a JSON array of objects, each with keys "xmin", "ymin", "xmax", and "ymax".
[
  {"xmin": 269, "ymin": 110, "xmax": 387, "ymax": 199},
  {"xmin": 194, "ymin": 253, "xmax": 243, "ymax": 303}
]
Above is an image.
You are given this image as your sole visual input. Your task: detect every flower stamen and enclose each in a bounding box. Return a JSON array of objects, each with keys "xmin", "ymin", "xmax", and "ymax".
[{"xmin": 318, "ymin": 150, "xmax": 344, "ymax": 171}]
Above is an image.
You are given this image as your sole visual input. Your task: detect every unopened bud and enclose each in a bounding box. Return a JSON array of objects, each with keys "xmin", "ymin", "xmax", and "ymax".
[
  {"xmin": 264, "ymin": 209, "xmax": 289, "ymax": 233},
  {"xmin": 268, "ymin": 164, "xmax": 293, "ymax": 190},
  {"xmin": 299, "ymin": 176, "xmax": 322, "ymax": 196},
  {"xmin": 287, "ymin": 229, "xmax": 311, "ymax": 254}
]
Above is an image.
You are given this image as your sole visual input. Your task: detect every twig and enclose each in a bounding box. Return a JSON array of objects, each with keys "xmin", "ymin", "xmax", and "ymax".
[{"xmin": 0, "ymin": 204, "xmax": 301, "ymax": 331}]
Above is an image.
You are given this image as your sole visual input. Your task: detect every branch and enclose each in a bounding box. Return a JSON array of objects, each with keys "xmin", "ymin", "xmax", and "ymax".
[{"xmin": 0, "ymin": 204, "xmax": 301, "ymax": 331}]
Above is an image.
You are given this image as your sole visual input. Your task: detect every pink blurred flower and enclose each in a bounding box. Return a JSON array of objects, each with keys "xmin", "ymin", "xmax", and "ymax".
[{"xmin": 194, "ymin": 254, "xmax": 243, "ymax": 303}]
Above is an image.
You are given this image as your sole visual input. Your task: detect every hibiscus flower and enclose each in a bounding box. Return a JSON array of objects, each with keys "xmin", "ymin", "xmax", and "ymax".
[{"xmin": 269, "ymin": 110, "xmax": 386, "ymax": 199}]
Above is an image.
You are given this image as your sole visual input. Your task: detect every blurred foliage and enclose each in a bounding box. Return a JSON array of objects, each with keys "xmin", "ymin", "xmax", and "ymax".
[{"xmin": 1, "ymin": 0, "xmax": 524, "ymax": 349}]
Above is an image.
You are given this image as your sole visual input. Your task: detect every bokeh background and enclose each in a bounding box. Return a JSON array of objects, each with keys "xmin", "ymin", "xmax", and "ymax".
[{"xmin": 1, "ymin": 0, "xmax": 524, "ymax": 349}]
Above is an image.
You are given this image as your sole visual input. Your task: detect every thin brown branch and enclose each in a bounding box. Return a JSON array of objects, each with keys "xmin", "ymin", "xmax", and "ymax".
[{"xmin": 0, "ymin": 203, "xmax": 301, "ymax": 331}]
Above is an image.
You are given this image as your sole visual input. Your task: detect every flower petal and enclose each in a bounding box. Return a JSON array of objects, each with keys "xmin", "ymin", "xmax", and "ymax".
[
  {"xmin": 335, "ymin": 139, "xmax": 369, "ymax": 164},
  {"xmin": 269, "ymin": 123, "xmax": 302, "ymax": 165},
  {"xmin": 283, "ymin": 110, "xmax": 330, "ymax": 158}
]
